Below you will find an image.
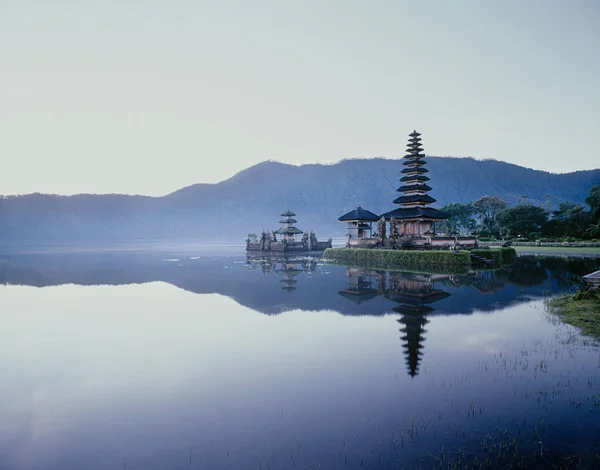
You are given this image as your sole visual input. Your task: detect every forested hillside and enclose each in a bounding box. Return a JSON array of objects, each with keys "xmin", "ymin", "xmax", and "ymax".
[{"xmin": 1, "ymin": 157, "xmax": 598, "ymax": 241}]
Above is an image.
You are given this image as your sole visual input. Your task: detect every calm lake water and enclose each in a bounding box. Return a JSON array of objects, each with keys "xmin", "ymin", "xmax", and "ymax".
[{"xmin": 0, "ymin": 247, "xmax": 599, "ymax": 469}]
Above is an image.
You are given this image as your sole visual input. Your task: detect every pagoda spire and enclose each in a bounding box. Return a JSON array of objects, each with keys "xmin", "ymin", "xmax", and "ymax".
[
  {"xmin": 395, "ymin": 131, "xmax": 436, "ymax": 207},
  {"xmin": 380, "ymin": 130, "xmax": 448, "ymax": 233}
]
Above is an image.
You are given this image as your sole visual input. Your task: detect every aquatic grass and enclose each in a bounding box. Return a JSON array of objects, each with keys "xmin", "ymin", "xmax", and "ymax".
[
  {"xmin": 546, "ymin": 294, "xmax": 600, "ymax": 340},
  {"xmin": 323, "ymin": 248, "xmax": 471, "ymax": 273}
]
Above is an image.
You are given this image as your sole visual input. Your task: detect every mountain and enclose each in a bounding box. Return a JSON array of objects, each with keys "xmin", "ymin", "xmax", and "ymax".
[{"xmin": 1, "ymin": 157, "xmax": 599, "ymax": 241}]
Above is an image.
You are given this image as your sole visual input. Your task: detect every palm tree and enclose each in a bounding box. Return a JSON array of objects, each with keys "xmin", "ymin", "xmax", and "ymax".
[{"xmin": 584, "ymin": 219, "xmax": 600, "ymax": 238}]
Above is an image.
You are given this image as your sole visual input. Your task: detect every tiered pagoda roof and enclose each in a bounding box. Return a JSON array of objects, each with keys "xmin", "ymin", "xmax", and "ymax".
[
  {"xmin": 381, "ymin": 130, "xmax": 448, "ymax": 221},
  {"xmin": 274, "ymin": 210, "xmax": 303, "ymax": 235}
]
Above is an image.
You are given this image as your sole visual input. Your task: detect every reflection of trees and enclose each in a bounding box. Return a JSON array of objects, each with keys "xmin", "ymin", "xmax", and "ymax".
[
  {"xmin": 505, "ymin": 256, "xmax": 600, "ymax": 290},
  {"xmin": 439, "ymin": 257, "xmax": 600, "ymax": 294}
]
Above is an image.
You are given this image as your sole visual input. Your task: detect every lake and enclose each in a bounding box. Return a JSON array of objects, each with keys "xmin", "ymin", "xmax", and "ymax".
[{"xmin": 0, "ymin": 247, "xmax": 599, "ymax": 469}]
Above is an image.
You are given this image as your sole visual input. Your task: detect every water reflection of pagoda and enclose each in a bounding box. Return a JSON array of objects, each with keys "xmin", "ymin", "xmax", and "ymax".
[
  {"xmin": 397, "ymin": 312, "xmax": 429, "ymax": 378},
  {"xmin": 338, "ymin": 268, "xmax": 378, "ymax": 304},
  {"xmin": 339, "ymin": 268, "xmax": 451, "ymax": 378},
  {"xmin": 388, "ymin": 272, "xmax": 450, "ymax": 377},
  {"xmin": 246, "ymin": 254, "xmax": 317, "ymax": 292}
]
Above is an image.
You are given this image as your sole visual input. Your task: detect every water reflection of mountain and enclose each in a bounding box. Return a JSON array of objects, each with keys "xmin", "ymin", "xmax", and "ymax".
[{"xmin": 1, "ymin": 252, "xmax": 599, "ymax": 317}]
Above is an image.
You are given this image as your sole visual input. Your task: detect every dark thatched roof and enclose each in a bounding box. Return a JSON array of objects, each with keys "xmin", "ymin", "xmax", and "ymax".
[
  {"xmin": 380, "ymin": 207, "xmax": 448, "ymax": 220},
  {"xmin": 393, "ymin": 194, "xmax": 437, "ymax": 205},
  {"xmin": 338, "ymin": 206, "xmax": 381, "ymax": 222},
  {"xmin": 401, "ymin": 167, "xmax": 429, "ymax": 175},
  {"xmin": 274, "ymin": 227, "xmax": 303, "ymax": 235},
  {"xmin": 280, "ymin": 210, "xmax": 296, "ymax": 217},
  {"xmin": 409, "ymin": 130, "xmax": 421, "ymax": 137},
  {"xmin": 400, "ymin": 175, "xmax": 430, "ymax": 183},
  {"xmin": 338, "ymin": 289, "xmax": 379, "ymax": 304},
  {"xmin": 279, "ymin": 218, "xmax": 297, "ymax": 224},
  {"xmin": 396, "ymin": 184, "xmax": 433, "ymax": 193},
  {"xmin": 402, "ymin": 159, "xmax": 427, "ymax": 167}
]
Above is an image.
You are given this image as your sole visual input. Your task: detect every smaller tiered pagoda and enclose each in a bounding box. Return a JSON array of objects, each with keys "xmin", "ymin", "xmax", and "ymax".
[
  {"xmin": 246, "ymin": 210, "xmax": 332, "ymax": 253},
  {"xmin": 275, "ymin": 210, "xmax": 303, "ymax": 241}
]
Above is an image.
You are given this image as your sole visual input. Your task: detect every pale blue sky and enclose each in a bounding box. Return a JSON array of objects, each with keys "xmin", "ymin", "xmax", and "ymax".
[{"xmin": 1, "ymin": 0, "xmax": 599, "ymax": 196}]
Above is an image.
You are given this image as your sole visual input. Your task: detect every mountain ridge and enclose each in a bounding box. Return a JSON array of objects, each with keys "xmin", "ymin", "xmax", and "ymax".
[{"xmin": 1, "ymin": 156, "xmax": 599, "ymax": 241}]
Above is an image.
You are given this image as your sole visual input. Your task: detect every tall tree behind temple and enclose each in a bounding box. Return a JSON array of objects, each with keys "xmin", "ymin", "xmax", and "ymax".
[
  {"xmin": 473, "ymin": 196, "xmax": 507, "ymax": 236},
  {"xmin": 439, "ymin": 203, "xmax": 476, "ymax": 235},
  {"xmin": 541, "ymin": 202, "xmax": 590, "ymax": 238},
  {"xmin": 585, "ymin": 185, "xmax": 600, "ymax": 220},
  {"xmin": 496, "ymin": 204, "xmax": 548, "ymax": 238}
]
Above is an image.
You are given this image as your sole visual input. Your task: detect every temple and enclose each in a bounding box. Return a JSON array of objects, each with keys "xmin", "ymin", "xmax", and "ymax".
[
  {"xmin": 339, "ymin": 131, "xmax": 477, "ymax": 249},
  {"xmin": 246, "ymin": 210, "xmax": 332, "ymax": 252}
]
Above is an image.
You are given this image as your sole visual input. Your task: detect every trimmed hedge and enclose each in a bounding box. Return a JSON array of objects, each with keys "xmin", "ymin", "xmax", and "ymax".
[
  {"xmin": 323, "ymin": 248, "xmax": 471, "ymax": 273},
  {"xmin": 499, "ymin": 247, "xmax": 517, "ymax": 265}
]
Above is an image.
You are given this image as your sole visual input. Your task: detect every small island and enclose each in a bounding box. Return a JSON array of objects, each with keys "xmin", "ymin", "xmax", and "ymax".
[
  {"xmin": 325, "ymin": 131, "xmax": 496, "ymax": 272},
  {"xmin": 338, "ymin": 130, "xmax": 477, "ymax": 250},
  {"xmin": 246, "ymin": 210, "xmax": 332, "ymax": 253}
]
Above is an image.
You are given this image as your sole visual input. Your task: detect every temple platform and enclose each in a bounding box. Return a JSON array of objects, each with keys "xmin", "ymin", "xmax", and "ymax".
[{"xmin": 347, "ymin": 236, "xmax": 477, "ymax": 249}]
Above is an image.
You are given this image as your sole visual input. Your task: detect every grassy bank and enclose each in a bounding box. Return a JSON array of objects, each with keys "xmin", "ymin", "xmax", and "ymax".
[
  {"xmin": 546, "ymin": 294, "xmax": 600, "ymax": 339},
  {"xmin": 323, "ymin": 248, "xmax": 471, "ymax": 273},
  {"xmin": 504, "ymin": 245, "xmax": 600, "ymax": 256}
]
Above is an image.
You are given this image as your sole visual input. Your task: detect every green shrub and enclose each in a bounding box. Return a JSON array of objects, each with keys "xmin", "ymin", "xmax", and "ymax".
[
  {"xmin": 499, "ymin": 247, "xmax": 517, "ymax": 265},
  {"xmin": 528, "ymin": 231, "xmax": 541, "ymax": 241},
  {"xmin": 323, "ymin": 248, "xmax": 471, "ymax": 273}
]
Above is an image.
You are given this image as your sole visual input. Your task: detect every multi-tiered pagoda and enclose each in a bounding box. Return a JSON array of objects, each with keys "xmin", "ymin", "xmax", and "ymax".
[
  {"xmin": 275, "ymin": 210, "xmax": 303, "ymax": 241},
  {"xmin": 381, "ymin": 130, "xmax": 448, "ymax": 236}
]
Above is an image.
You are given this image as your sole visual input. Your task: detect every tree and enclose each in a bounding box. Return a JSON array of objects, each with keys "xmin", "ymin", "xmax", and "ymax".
[
  {"xmin": 473, "ymin": 196, "xmax": 507, "ymax": 235},
  {"xmin": 440, "ymin": 202, "xmax": 476, "ymax": 235},
  {"xmin": 585, "ymin": 185, "xmax": 600, "ymax": 220},
  {"xmin": 497, "ymin": 204, "xmax": 548, "ymax": 237},
  {"xmin": 584, "ymin": 219, "xmax": 600, "ymax": 239},
  {"xmin": 553, "ymin": 201, "xmax": 584, "ymax": 222},
  {"xmin": 546, "ymin": 201, "xmax": 590, "ymax": 238}
]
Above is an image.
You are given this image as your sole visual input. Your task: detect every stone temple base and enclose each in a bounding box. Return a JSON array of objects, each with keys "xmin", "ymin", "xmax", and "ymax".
[{"xmin": 347, "ymin": 236, "xmax": 477, "ymax": 249}]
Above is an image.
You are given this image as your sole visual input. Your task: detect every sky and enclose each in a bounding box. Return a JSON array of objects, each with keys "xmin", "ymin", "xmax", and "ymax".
[{"xmin": 1, "ymin": 0, "xmax": 599, "ymax": 196}]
